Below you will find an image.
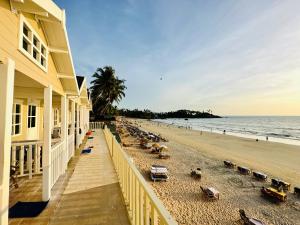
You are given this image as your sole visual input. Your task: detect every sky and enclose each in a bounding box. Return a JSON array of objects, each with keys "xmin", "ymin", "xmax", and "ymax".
[{"xmin": 54, "ymin": 0, "xmax": 300, "ymax": 116}]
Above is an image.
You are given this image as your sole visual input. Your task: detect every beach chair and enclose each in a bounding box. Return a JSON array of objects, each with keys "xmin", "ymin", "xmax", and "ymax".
[
  {"xmin": 224, "ymin": 160, "xmax": 236, "ymax": 168},
  {"xmin": 237, "ymin": 166, "xmax": 251, "ymax": 175},
  {"xmin": 191, "ymin": 168, "xmax": 202, "ymax": 179},
  {"xmin": 150, "ymin": 165, "xmax": 168, "ymax": 182},
  {"xmin": 252, "ymin": 171, "xmax": 267, "ymax": 181},
  {"xmin": 271, "ymin": 178, "xmax": 291, "ymax": 191},
  {"xmin": 200, "ymin": 186, "xmax": 219, "ymax": 200},
  {"xmin": 239, "ymin": 209, "xmax": 266, "ymax": 225},
  {"xmin": 261, "ymin": 186, "xmax": 287, "ymax": 202},
  {"xmin": 294, "ymin": 187, "xmax": 300, "ymax": 196}
]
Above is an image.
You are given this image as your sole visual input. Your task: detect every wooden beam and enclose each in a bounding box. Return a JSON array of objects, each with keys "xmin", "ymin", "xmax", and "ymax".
[
  {"xmin": 57, "ymin": 73, "xmax": 73, "ymax": 79},
  {"xmin": 35, "ymin": 15, "xmax": 58, "ymax": 24},
  {"xmin": 49, "ymin": 47, "xmax": 68, "ymax": 54}
]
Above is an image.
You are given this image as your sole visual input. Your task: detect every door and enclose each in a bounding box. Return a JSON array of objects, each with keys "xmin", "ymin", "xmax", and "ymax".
[{"xmin": 27, "ymin": 104, "xmax": 39, "ymax": 140}]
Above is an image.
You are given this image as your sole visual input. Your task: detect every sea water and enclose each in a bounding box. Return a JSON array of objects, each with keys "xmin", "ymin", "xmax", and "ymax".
[{"xmin": 154, "ymin": 116, "xmax": 300, "ymax": 146}]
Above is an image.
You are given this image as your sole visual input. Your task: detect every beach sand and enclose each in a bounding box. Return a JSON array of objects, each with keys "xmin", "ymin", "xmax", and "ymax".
[{"xmin": 118, "ymin": 119, "xmax": 300, "ymax": 225}]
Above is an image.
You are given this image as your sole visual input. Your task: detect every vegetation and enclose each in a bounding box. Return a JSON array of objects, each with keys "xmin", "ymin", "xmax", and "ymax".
[
  {"xmin": 90, "ymin": 66, "xmax": 126, "ymax": 117},
  {"xmin": 118, "ymin": 109, "xmax": 221, "ymax": 119}
]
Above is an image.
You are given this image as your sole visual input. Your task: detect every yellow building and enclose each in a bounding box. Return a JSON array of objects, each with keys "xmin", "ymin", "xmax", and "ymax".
[{"xmin": 0, "ymin": 1, "xmax": 91, "ymax": 224}]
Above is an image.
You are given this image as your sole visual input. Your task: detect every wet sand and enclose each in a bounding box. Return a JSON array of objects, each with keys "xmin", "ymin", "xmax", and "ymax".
[{"xmin": 119, "ymin": 119, "xmax": 300, "ymax": 225}]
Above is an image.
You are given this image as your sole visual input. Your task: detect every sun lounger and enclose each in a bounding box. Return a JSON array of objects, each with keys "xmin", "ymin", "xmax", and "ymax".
[
  {"xmin": 191, "ymin": 168, "xmax": 201, "ymax": 179},
  {"xmin": 239, "ymin": 209, "xmax": 266, "ymax": 225},
  {"xmin": 237, "ymin": 166, "xmax": 251, "ymax": 175},
  {"xmin": 150, "ymin": 165, "xmax": 168, "ymax": 182},
  {"xmin": 200, "ymin": 186, "xmax": 219, "ymax": 200},
  {"xmin": 261, "ymin": 186, "xmax": 287, "ymax": 202},
  {"xmin": 253, "ymin": 171, "xmax": 267, "ymax": 181},
  {"xmin": 271, "ymin": 178, "xmax": 291, "ymax": 191},
  {"xmin": 294, "ymin": 187, "xmax": 300, "ymax": 196},
  {"xmin": 224, "ymin": 160, "xmax": 236, "ymax": 168}
]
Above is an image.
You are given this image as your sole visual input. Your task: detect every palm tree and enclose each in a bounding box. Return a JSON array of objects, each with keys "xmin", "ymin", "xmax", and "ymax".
[{"xmin": 90, "ymin": 66, "xmax": 126, "ymax": 115}]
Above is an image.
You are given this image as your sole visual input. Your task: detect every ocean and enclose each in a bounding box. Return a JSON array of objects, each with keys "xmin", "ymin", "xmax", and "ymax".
[{"xmin": 154, "ymin": 116, "xmax": 300, "ymax": 146}]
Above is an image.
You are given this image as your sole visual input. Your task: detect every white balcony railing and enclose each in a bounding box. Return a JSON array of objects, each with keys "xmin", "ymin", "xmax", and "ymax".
[
  {"xmin": 67, "ymin": 133, "xmax": 75, "ymax": 161},
  {"xmin": 11, "ymin": 141, "xmax": 43, "ymax": 178},
  {"xmin": 50, "ymin": 140, "xmax": 65, "ymax": 188},
  {"xmin": 103, "ymin": 127, "xmax": 178, "ymax": 225},
  {"xmin": 89, "ymin": 122, "xmax": 103, "ymax": 130}
]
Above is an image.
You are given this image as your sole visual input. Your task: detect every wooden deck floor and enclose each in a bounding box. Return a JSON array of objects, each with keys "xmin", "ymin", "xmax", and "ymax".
[{"xmin": 9, "ymin": 130, "xmax": 130, "ymax": 225}]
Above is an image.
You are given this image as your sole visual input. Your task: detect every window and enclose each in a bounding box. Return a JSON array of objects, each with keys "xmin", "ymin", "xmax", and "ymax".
[
  {"xmin": 54, "ymin": 109, "xmax": 59, "ymax": 126},
  {"xmin": 19, "ymin": 16, "xmax": 48, "ymax": 71},
  {"xmin": 28, "ymin": 105, "xmax": 37, "ymax": 128},
  {"xmin": 12, "ymin": 103, "xmax": 22, "ymax": 135}
]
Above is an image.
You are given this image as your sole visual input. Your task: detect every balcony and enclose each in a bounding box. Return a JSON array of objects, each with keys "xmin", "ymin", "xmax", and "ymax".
[{"xmin": 8, "ymin": 123, "xmax": 177, "ymax": 225}]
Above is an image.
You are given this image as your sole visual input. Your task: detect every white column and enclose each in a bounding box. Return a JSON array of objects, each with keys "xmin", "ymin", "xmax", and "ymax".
[
  {"xmin": 76, "ymin": 103, "xmax": 80, "ymax": 148},
  {"xmin": 61, "ymin": 95, "xmax": 67, "ymax": 170},
  {"xmin": 42, "ymin": 85, "xmax": 52, "ymax": 201},
  {"xmin": 87, "ymin": 109, "xmax": 90, "ymax": 129},
  {"xmin": 80, "ymin": 106, "xmax": 84, "ymax": 141},
  {"xmin": 71, "ymin": 100, "xmax": 75, "ymax": 156},
  {"xmin": 0, "ymin": 59, "xmax": 15, "ymax": 225}
]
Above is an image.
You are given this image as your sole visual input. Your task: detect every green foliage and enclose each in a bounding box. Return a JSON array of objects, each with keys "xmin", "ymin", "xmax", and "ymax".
[
  {"xmin": 118, "ymin": 109, "xmax": 221, "ymax": 119},
  {"xmin": 90, "ymin": 66, "xmax": 126, "ymax": 117}
]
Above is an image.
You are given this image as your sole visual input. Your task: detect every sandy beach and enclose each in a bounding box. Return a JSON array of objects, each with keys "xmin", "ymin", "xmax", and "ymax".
[{"xmin": 118, "ymin": 119, "xmax": 300, "ymax": 225}]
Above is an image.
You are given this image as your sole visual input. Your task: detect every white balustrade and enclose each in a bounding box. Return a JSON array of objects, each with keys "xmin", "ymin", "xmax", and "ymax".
[
  {"xmin": 103, "ymin": 127, "xmax": 178, "ymax": 225},
  {"xmin": 67, "ymin": 133, "xmax": 75, "ymax": 161},
  {"xmin": 50, "ymin": 140, "xmax": 65, "ymax": 188},
  {"xmin": 89, "ymin": 122, "xmax": 103, "ymax": 130},
  {"xmin": 11, "ymin": 141, "xmax": 43, "ymax": 178}
]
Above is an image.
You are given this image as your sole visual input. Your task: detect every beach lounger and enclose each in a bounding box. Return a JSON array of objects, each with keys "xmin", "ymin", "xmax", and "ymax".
[
  {"xmin": 200, "ymin": 186, "xmax": 219, "ymax": 200},
  {"xmin": 261, "ymin": 187, "xmax": 287, "ymax": 202},
  {"xmin": 252, "ymin": 171, "xmax": 267, "ymax": 181},
  {"xmin": 271, "ymin": 178, "xmax": 291, "ymax": 191},
  {"xmin": 294, "ymin": 187, "xmax": 300, "ymax": 196},
  {"xmin": 191, "ymin": 168, "xmax": 201, "ymax": 179},
  {"xmin": 239, "ymin": 209, "xmax": 266, "ymax": 225},
  {"xmin": 150, "ymin": 165, "xmax": 168, "ymax": 182},
  {"xmin": 224, "ymin": 160, "xmax": 236, "ymax": 168},
  {"xmin": 237, "ymin": 166, "xmax": 251, "ymax": 175}
]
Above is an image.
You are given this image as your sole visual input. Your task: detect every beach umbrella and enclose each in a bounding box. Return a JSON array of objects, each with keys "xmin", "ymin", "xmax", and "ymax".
[{"xmin": 152, "ymin": 143, "xmax": 160, "ymax": 148}]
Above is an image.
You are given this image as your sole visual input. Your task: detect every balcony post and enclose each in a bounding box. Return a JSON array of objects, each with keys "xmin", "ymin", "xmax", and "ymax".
[
  {"xmin": 76, "ymin": 103, "xmax": 80, "ymax": 148},
  {"xmin": 80, "ymin": 105, "xmax": 84, "ymax": 141},
  {"xmin": 42, "ymin": 85, "xmax": 52, "ymax": 201},
  {"xmin": 61, "ymin": 95, "xmax": 67, "ymax": 170},
  {"xmin": 71, "ymin": 100, "xmax": 75, "ymax": 156},
  {"xmin": 0, "ymin": 58, "xmax": 15, "ymax": 225}
]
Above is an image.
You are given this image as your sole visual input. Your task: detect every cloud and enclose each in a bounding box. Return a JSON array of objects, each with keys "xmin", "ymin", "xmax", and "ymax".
[{"xmin": 57, "ymin": 0, "xmax": 300, "ymax": 115}]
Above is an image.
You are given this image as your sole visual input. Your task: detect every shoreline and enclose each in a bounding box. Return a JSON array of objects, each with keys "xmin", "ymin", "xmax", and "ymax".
[
  {"xmin": 153, "ymin": 119, "xmax": 300, "ymax": 147},
  {"xmin": 119, "ymin": 118, "xmax": 300, "ymax": 225}
]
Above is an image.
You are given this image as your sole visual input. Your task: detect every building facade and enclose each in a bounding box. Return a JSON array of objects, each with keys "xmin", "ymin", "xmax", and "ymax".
[{"xmin": 0, "ymin": 1, "xmax": 91, "ymax": 224}]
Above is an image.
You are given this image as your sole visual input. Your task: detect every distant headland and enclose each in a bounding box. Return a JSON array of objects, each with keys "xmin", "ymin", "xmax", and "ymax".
[{"xmin": 118, "ymin": 109, "xmax": 221, "ymax": 119}]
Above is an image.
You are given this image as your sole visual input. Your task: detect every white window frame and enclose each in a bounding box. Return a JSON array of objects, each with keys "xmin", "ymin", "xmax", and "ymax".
[
  {"xmin": 54, "ymin": 108, "xmax": 59, "ymax": 127},
  {"xmin": 12, "ymin": 101, "xmax": 23, "ymax": 136},
  {"xmin": 28, "ymin": 104, "xmax": 37, "ymax": 128},
  {"xmin": 18, "ymin": 14, "xmax": 48, "ymax": 73}
]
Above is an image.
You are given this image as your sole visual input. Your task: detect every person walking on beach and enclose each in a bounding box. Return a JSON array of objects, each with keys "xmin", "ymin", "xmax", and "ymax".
[
  {"xmin": 223, "ymin": 130, "xmax": 226, "ymax": 135},
  {"xmin": 266, "ymin": 136, "xmax": 269, "ymax": 141}
]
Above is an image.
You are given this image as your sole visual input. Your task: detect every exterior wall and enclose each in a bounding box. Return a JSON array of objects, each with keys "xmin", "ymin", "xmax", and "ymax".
[{"xmin": 0, "ymin": 0, "xmax": 64, "ymax": 95}]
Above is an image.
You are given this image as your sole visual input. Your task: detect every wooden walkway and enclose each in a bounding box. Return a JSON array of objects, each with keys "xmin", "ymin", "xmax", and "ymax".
[{"xmin": 9, "ymin": 130, "xmax": 130, "ymax": 225}]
